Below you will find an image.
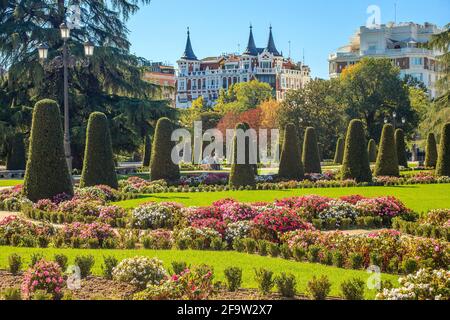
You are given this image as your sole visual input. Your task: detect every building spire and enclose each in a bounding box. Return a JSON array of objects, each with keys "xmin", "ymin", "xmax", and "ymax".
[
  {"xmin": 181, "ymin": 27, "xmax": 198, "ymax": 60},
  {"xmin": 266, "ymin": 25, "xmax": 281, "ymax": 56},
  {"xmin": 243, "ymin": 24, "xmax": 258, "ymax": 56}
]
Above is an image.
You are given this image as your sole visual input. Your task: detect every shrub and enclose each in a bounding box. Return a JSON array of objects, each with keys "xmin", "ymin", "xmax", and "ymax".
[
  {"xmin": 6, "ymin": 132, "xmax": 26, "ymax": 170},
  {"xmin": 113, "ymin": 256, "xmax": 168, "ymax": 290},
  {"xmin": 340, "ymin": 278, "xmax": 365, "ymax": 300},
  {"xmin": 334, "ymin": 137, "xmax": 345, "ymax": 165},
  {"xmin": 23, "ymin": 99, "xmax": 74, "ymax": 202},
  {"xmin": 306, "ymin": 275, "xmax": 331, "ymax": 300},
  {"xmin": 101, "ymin": 256, "xmax": 118, "ymax": 280},
  {"xmin": 332, "ymin": 250, "xmax": 345, "ymax": 268},
  {"xmin": 293, "ymin": 247, "xmax": 306, "ymax": 261},
  {"xmin": 142, "ymin": 134, "xmax": 152, "ymax": 167},
  {"xmin": 307, "ymin": 245, "xmax": 321, "ymax": 263},
  {"xmin": 74, "ymin": 255, "xmax": 95, "ymax": 279},
  {"xmin": 171, "ymin": 261, "xmax": 189, "ymax": 275},
  {"xmin": 243, "ymin": 238, "xmax": 257, "ymax": 254},
  {"xmin": 53, "ymin": 254, "xmax": 68, "ymax": 272},
  {"xmin": 268, "ymin": 242, "xmax": 280, "ymax": 257},
  {"xmin": 425, "ymin": 133, "xmax": 438, "ymax": 168},
  {"xmin": 8, "ymin": 254, "xmax": 22, "ymax": 275},
  {"xmin": 80, "ymin": 112, "xmax": 118, "ymax": 189},
  {"xmin": 232, "ymin": 238, "xmax": 245, "ymax": 252},
  {"xmin": 21, "ymin": 260, "xmax": 65, "ymax": 300},
  {"xmin": 375, "ymin": 124, "xmax": 399, "ymax": 177},
  {"xmin": 402, "ymin": 258, "xmax": 419, "ymax": 275},
  {"xmin": 395, "ymin": 129, "xmax": 408, "ymax": 167},
  {"xmin": 367, "ymin": 139, "xmax": 378, "ymax": 163},
  {"xmin": 436, "ymin": 122, "xmax": 450, "ymax": 177},
  {"xmin": 1, "ymin": 288, "xmax": 21, "ymax": 300},
  {"xmin": 302, "ymin": 127, "xmax": 322, "ymax": 174},
  {"xmin": 132, "ymin": 202, "xmax": 176, "ymax": 229},
  {"xmin": 278, "ymin": 124, "xmax": 304, "ymax": 180},
  {"xmin": 224, "ymin": 267, "xmax": 243, "ymax": 292},
  {"xmin": 150, "ymin": 117, "xmax": 180, "ymax": 181},
  {"xmin": 349, "ymin": 252, "xmax": 364, "ymax": 269},
  {"xmin": 229, "ymin": 123, "xmax": 256, "ymax": 187},
  {"xmin": 254, "ymin": 268, "xmax": 275, "ymax": 295},
  {"xmin": 341, "ymin": 120, "xmax": 372, "ymax": 183},
  {"xmin": 30, "ymin": 253, "xmax": 44, "ymax": 267},
  {"xmin": 275, "ymin": 273, "xmax": 297, "ymax": 298}
]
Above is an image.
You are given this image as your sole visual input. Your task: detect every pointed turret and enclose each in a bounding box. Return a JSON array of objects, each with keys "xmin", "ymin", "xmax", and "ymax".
[
  {"xmin": 181, "ymin": 27, "xmax": 198, "ymax": 60},
  {"xmin": 243, "ymin": 25, "xmax": 258, "ymax": 56},
  {"xmin": 266, "ymin": 26, "xmax": 281, "ymax": 56}
]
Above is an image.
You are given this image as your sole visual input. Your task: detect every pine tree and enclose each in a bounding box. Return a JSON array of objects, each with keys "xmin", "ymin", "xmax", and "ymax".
[
  {"xmin": 367, "ymin": 139, "xmax": 378, "ymax": 163},
  {"xmin": 395, "ymin": 129, "xmax": 408, "ymax": 167},
  {"xmin": 229, "ymin": 123, "xmax": 256, "ymax": 187},
  {"xmin": 374, "ymin": 124, "xmax": 399, "ymax": 177},
  {"xmin": 278, "ymin": 124, "xmax": 304, "ymax": 180},
  {"xmin": 424, "ymin": 133, "xmax": 438, "ymax": 168},
  {"xmin": 333, "ymin": 137, "xmax": 345, "ymax": 164},
  {"xmin": 142, "ymin": 135, "xmax": 152, "ymax": 167},
  {"xmin": 302, "ymin": 127, "xmax": 322, "ymax": 174},
  {"xmin": 436, "ymin": 123, "xmax": 450, "ymax": 177}
]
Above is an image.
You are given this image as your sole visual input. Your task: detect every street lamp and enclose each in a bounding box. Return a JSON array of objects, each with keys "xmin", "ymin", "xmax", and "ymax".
[
  {"xmin": 38, "ymin": 43, "xmax": 49, "ymax": 60},
  {"xmin": 60, "ymin": 23, "xmax": 70, "ymax": 40},
  {"xmin": 84, "ymin": 41, "xmax": 95, "ymax": 57}
]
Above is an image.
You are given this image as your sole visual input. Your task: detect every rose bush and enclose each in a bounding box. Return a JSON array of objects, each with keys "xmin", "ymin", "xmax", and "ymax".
[{"xmin": 21, "ymin": 259, "xmax": 65, "ymax": 300}]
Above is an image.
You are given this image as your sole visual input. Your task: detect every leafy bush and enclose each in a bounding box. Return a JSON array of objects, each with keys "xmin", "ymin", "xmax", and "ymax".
[
  {"xmin": 74, "ymin": 255, "xmax": 95, "ymax": 278},
  {"xmin": 341, "ymin": 120, "xmax": 372, "ymax": 183},
  {"xmin": 402, "ymin": 258, "xmax": 419, "ymax": 275},
  {"xmin": 142, "ymin": 135, "xmax": 152, "ymax": 167},
  {"xmin": 171, "ymin": 261, "xmax": 189, "ymax": 275},
  {"xmin": 101, "ymin": 256, "xmax": 118, "ymax": 280},
  {"xmin": 8, "ymin": 254, "xmax": 22, "ymax": 275},
  {"xmin": 229, "ymin": 123, "xmax": 256, "ymax": 187},
  {"xmin": 23, "ymin": 99, "xmax": 73, "ymax": 202},
  {"xmin": 436, "ymin": 122, "xmax": 450, "ymax": 177},
  {"xmin": 80, "ymin": 112, "xmax": 118, "ymax": 189},
  {"xmin": 254, "ymin": 268, "xmax": 275, "ymax": 295},
  {"xmin": 132, "ymin": 202, "xmax": 176, "ymax": 229},
  {"xmin": 1, "ymin": 288, "xmax": 21, "ymax": 300},
  {"xmin": 425, "ymin": 133, "xmax": 438, "ymax": 168},
  {"xmin": 113, "ymin": 256, "xmax": 168, "ymax": 290},
  {"xmin": 30, "ymin": 253, "xmax": 44, "ymax": 267},
  {"xmin": 375, "ymin": 124, "xmax": 399, "ymax": 177},
  {"xmin": 306, "ymin": 275, "xmax": 331, "ymax": 300},
  {"xmin": 334, "ymin": 137, "xmax": 345, "ymax": 165},
  {"xmin": 54, "ymin": 254, "xmax": 68, "ymax": 272},
  {"xmin": 340, "ymin": 278, "xmax": 365, "ymax": 300},
  {"xmin": 302, "ymin": 127, "xmax": 322, "ymax": 174},
  {"xmin": 275, "ymin": 273, "xmax": 297, "ymax": 298},
  {"xmin": 395, "ymin": 129, "xmax": 408, "ymax": 167},
  {"xmin": 224, "ymin": 267, "xmax": 243, "ymax": 292},
  {"xmin": 278, "ymin": 124, "xmax": 304, "ymax": 180},
  {"xmin": 293, "ymin": 247, "xmax": 306, "ymax": 261},
  {"xmin": 367, "ymin": 139, "xmax": 377, "ymax": 163},
  {"xmin": 348, "ymin": 252, "xmax": 364, "ymax": 269},
  {"xmin": 21, "ymin": 259, "xmax": 65, "ymax": 300},
  {"xmin": 243, "ymin": 238, "xmax": 257, "ymax": 254}
]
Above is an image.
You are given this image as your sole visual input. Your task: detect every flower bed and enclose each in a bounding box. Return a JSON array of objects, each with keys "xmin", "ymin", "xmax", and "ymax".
[
  {"xmin": 0, "ymin": 216, "xmax": 55, "ymax": 247},
  {"xmin": 392, "ymin": 209, "xmax": 449, "ymax": 241}
]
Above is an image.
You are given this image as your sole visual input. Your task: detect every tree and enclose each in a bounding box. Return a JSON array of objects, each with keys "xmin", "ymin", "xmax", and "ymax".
[
  {"xmin": 142, "ymin": 135, "xmax": 152, "ymax": 167},
  {"xmin": 229, "ymin": 123, "xmax": 256, "ymax": 187},
  {"xmin": 150, "ymin": 118, "xmax": 180, "ymax": 181},
  {"xmin": 23, "ymin": 99, "xmax": 73, "ymax": 202},
  {"xmin": 278, "ymin": 124, "xmax": 304, "ymax": 180},
  {"xmin": 341, "ymin": 120, "xmax": 372, "ymax": 183},
  {"xmin": 302, "ymin": 127, "xmax": 322, "ymax": 174},
  {"xmin": 278, "ymin": 79, "xmax": 347, "ymax": 159},
  {"xmin": 395, "ymin": 129, "xmax": 408, "ymax": 167},
  {"xmin": 340, "ymin": 58, "xmax": 418, "ymax": 141},
  {"xmin": 259, "ymin": 99, "xmax": 281, "ymax": 129},
  {"xmin": 334, "ymin": 137, "xmax": 345, "ymax": 164},
  {"xmin": 428, "ymin": 24, "xmax": 449, "ymax": 97},
  {"xmin": 425, "ymin": 133, "xmax": 438, "ymax": 168},
  {"xmin": 368, "ymin": 139, "xmax": 378, "ymax": 163},
  {"xmin": 374, "ymin": 124, "xmax": 399, "ymax": 177},
  {"xmin": 6, "ymin": 132, "xmax": 26, "ymax": 170},
  {"xmin": 80, "ymin": 112, "xmax": 118, "ymax": 189},
  {"xmin": 436, "ymin": 123, "xmax": 450, "ymax": 177}
]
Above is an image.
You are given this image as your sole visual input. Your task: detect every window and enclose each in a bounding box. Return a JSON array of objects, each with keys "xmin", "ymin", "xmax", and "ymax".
[{"xmin": 411, "ymin": 57, "xmax": 423, "ymax": 65}]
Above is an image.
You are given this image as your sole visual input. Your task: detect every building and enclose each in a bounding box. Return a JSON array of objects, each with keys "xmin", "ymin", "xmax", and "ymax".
[
  {"xmin": 142, "ymin": 62, "xmax": 176, "ymax": 107},
  {"xmin": 329, "ymin": 22, "xmax": 443, "ymax": 97},
  {"xmin": 176, "ymin": 26, "xmax": 311, "ymax": 109}
]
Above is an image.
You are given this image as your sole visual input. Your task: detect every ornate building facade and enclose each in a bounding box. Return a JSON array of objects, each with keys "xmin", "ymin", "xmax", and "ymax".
[{"xmin": 176, "ymin": 26, "xmax": 311, "ymax": 109}]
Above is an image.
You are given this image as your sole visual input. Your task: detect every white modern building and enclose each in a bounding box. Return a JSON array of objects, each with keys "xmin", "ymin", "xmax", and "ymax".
[
  {"xmin": 329, "ymin": 22, "xmax": 443, "ymax": 97},
  {"xmin": 176, "ymin": 26, "xmax": 311, "ymax": 109}
]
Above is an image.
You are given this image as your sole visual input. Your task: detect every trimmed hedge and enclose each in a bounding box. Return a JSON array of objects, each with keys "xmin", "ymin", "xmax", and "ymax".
[
  {"xmin": 425, "ymin": 133, "xmax": 438, "ymax": 168},
  {"xmin": 6, "ymin": 132, "xmax": 26, "ymax": 170},
  {"xmin": 142, "ymin": 135, "xmax": 152, "ymax": 167},
  {"xmin": 150, "ymin": 117, "xmax": 180, "ymax": 181},
  {"xmin": 374, "ymin": 124, "xmax": 399, "ymax": 177},
  {"xmin": 367, "ymin": 139, "xmax": 377, "ymax": 163},
  {"xmin": 278, "ymin": 124, "xmax": 304, "ymax": 180},
  {"xmin": 333, "ymin": 137, "xmax": 344, "ymax": 165},
  {"xmin": 302, "ymin": 127, "xmax": 322, "ymax": 174},
  {"xmin": 341, "ymin": 120, "xmax": 372, "ymax": 183},
  {"xmin": 80, "ymin": 112, "xmax": 118, "ymax": 189},
  {"xmin": 229, "ymin": 122, "xmax": 256, "ymax": 187},
  {"xmin": 436, "ymin": 122, "xmax": 450, "ymax": 177},
  {"xmin": 395, "ymin": 129, "xmax": 408, "ymax": 167},
  {"xmin": 23, "ymin": 99, "xmax": 73, "ymax": 202}
]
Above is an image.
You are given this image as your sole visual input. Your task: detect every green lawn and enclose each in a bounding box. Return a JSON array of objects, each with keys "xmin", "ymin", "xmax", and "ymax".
[
  {"xmin": 0, "ymin": 180, "xmax": 23, "ymax": 187},
  {"xmin": 115, "ymin": 183, "xmax": 450, "ymax": 213},
  {"xmin": 0, "ymin": 246, "xmax": 397, "ymax": 299}
]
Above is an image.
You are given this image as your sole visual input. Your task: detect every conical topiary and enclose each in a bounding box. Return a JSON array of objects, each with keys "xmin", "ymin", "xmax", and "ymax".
[
  {"xmin": 302, "ymin": 127, "xmax": 322, "ymax": 174},
  {"xmin": 229, "ymin": 122, "xmax": 256, "ymax": 187},
  {"xmin": 374, "ymin": 124, "xmax": 399, "ymax": 177},
  {"xmin": 333, "ymin": 137, "xmax": 344, "ymax": 165},
  {"xmin": 6, "ymin": 132, "xmax": 26, "ymax": 170},
  {"xmin": 395, "ymin": 129, "xmax": 408, "ymax": 167},
  {"xmin": 278, "ymin": 124, "xmax": 304, "ymax": 180},
  {"xmin": 367, "ymin": 139, "xmax": 378, "ymax": 163},
  {"xmin": 80, "ymin": 112, "xmax": 118, "ymax": 189},
  {"xmin": 425, "ymin": 133, "xmax": 438, "ymax": 168},
  {"xmin": 23, "ymin": 99, "xmax": 73, "ymax": 202},
  {"xmin": 142, "ymin": 135, "xmax": 152, "ymax": 167},
  {"xmin": 341, "ymin": 120, "xmax": 372, "ymax": 183},
  {"xmin": 436, "ymin": 122, "xmax": 450, "ymax": 177},
  {"xmin": 150, "ymin": 117, "xmax": 180, "ymax": 181}
]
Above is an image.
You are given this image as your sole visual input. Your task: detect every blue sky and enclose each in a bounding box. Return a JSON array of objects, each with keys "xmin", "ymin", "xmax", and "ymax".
[{"xmin": 127, "ymin": 0, "xmax": 449, "ymax": 79}]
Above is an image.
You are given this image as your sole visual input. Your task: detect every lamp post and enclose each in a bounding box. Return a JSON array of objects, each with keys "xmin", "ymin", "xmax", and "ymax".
[
  {"xmin": 38, "ymin": 23, "xmax": 94, "ymax": 175},
  {"xmin": 385, "ymin": 112, "xmax": 405, "ymax": 130}
]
